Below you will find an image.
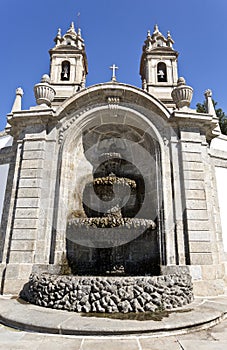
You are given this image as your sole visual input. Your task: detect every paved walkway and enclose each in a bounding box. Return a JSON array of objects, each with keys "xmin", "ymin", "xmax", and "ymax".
[{"xmin": 0, "ymin": 295, "xmax": 227, "ymax": 349}]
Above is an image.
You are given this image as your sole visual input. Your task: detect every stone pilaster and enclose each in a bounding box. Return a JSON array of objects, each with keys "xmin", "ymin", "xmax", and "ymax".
[
  {"xmin": 180, "ymin": 133, "xmax": 213, "ymax": 266},
  {"xmin": 170, "ymin": 110, "xmax": 226, "ymax": 295},
  {"xmin": 1, "ymin": 108, "xmax": 56, "ymax": 294}
]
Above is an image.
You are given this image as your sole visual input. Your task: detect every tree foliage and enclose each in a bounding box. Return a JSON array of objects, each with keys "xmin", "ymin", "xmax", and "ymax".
[{"xmin": 196, "ymin": 100, "xmax": 227, "ymax": 135}]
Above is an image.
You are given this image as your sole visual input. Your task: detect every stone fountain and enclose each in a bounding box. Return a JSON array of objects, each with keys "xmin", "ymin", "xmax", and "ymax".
[{"xmin": 21, "ymin": 151, "xmax": 193, "ymax": 313}]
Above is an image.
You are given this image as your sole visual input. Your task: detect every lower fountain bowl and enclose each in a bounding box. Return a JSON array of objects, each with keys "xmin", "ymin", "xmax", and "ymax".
[{"xmin": 20, "ymin": 273, "xmax": 194, "ymax": 313}]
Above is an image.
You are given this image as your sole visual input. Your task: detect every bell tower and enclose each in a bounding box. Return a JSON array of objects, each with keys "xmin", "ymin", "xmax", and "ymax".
[
  {"xmin": 140, "ymin": 25, "xmax": 178, "ymax": 108},
  {"xmin": 49, "ymin": 22, "xmax": 88, "ymax": 103}
]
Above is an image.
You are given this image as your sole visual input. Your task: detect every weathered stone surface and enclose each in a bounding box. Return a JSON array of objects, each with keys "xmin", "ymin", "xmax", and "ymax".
[
  {"xmin": 13, "ymin": 219, "xmax": 38, "ymax": 229},
  {"xmin": 183, "ymin": 171, "xmax": 205, "ymax": 180},
  {"xmin": 182, "ymin": 152, "xmax": 202, "ymax": 162},
  {"xmin": 190, "ymin": 253, "xmax": 213, "ymax": 265},
  {"xmin": 185, "ymin": 200, "xmax": 207, "ymax": 210},
  {"xmin": 18, "ymin": 178, "xmax": 41, "ymax": 188},
  {"xmin": 16, "ymin": 198, "xmax": 40, "ymax": 208},
  {"xmin": 11, "ymin": 240, "xmax": 35, "ymax": 251},
  {"xmin": 11, "ymin": 229, "xmax": 37, "ymax": 240},
  {"xmin": 20, "ymin": 273, "xmax": 194, "ymax": 313},
  {"xmin": 188, "ymin": 231, "xmax": 210, "ymax": 242},
  {"xmin": 17, "ymin": 188, "xmax": 40, "ymax": 198},
  {"xmin": 187, "ymin": 221, "xmax": 210, "ymax": 231},
  {"xmin": 183, "ymin": 162, "xmax": 204, "ymax": 171},
  {"xmin": 15, "ymin": 208, "xmax": 39, "ymax": 218},
  {"xmin": 189, "ymin": 242, "xmax": 212, "ymax": 253},
  {"xmin": 185, "ymin": 189, "xmax": 206, "ymax": 200},
  {"xmin": 186, "ymin": 210, "xmax": 208, "ymax": 220}
]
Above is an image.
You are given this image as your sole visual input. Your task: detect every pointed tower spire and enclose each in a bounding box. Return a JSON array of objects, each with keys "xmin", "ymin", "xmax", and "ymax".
[
  {"xmin": 11, "ymin": 87, "xmax": 24, "ymax": 112},
  {"xmin": 49, "ymin": 22, "xmax": 88, "ymax": 101},
  {"xmin": 167, "ymin": 31, "xmax": 174, "ymax": 48},
  {"xmin": 205, "ymin": 89, "xmax": 216, "ymax": 116},
  {"xmin": 67, "ymin": 22, "xmax": 76, "ymax": 35},
  {"xmin": 54, "ymin": 28, "xmax": 62, "ymax": 46},
  {"xmin": 204, "ymin": 89, "xmax": 221, "ymax": 135},
  {"xmin": 154, "ymin": 24, "xmax": 159, "ymax": 33},
  {"xmin": 140, "ymin": 24, "xmax": 179, "ymax": 108}
]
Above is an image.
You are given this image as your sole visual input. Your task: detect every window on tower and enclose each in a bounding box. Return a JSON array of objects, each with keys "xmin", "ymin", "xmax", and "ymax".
[
  {"xmin": 61, "ymin": 61, "xmax": 70, "ymax": 81},
  {"xmin": 157, "ymin": 62, "xmax": 167, "ymax": 82}
]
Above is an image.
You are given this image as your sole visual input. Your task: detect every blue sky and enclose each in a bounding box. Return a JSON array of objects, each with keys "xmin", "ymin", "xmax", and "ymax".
[{"xmin": 0, "ymin": 0, "xmax": 227, "ymax": 131}]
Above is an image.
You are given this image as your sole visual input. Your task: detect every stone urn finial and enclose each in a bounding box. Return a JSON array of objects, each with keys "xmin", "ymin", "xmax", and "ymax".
[
  {"xmin": 34, "ymin": 74, "xmax": 56, "ymax": 107},
  {"xmin": 171, "ymin": 77, "xmax": 193, "ymax": 109}
]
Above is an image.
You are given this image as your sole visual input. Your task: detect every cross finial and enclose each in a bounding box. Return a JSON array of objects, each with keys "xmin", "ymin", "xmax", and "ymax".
[{"xmin": 110, "ymin": 64, "xmax": 119, "ymax": 82}]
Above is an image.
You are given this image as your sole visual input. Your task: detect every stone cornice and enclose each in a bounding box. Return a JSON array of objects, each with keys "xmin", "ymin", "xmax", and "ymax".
[
  {"xmin": 170, "ymin": 109, "xmax": 213, "ymax": 123},
  {"xmin": 170, "ymin": 109, "xmax": 220, "ymax": 142},
  {"xmin": 209, "ymin": 148, "xmax": 227, "ymax": 161},
  {"xmin": 7, "ymin": 108, "xmax": 56, "ymax": 125},
  {"xmin": 6, "ymin": 108, "xmax": 56, "ymax": 137}
]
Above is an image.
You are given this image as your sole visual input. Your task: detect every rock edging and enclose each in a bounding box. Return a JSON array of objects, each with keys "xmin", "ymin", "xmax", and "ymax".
[{"xmin": 21, "ymin": 273, "xmax": 193, "ymax": 313}]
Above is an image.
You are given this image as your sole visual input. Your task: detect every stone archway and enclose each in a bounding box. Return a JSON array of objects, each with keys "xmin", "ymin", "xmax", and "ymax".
[{"xmin": 53, "ymin": 104, "xmax": 168, "ymax": 276}]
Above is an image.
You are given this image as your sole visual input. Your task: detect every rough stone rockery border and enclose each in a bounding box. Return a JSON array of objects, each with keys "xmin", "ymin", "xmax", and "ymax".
[{"xmin": 21, "ymin": 273, "xmax": 193, "ymax": 313}]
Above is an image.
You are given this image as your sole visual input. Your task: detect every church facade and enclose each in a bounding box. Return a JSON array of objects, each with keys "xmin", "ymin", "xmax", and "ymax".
[{"xmin": 0, "ymin": 23, "xmax": 227, "ymax": 296}]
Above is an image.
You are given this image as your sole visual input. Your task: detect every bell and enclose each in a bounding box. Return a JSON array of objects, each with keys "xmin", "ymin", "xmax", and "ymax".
[{"xmin": 158, "ymin": 70, "xmax": 164, "ymax": 79}]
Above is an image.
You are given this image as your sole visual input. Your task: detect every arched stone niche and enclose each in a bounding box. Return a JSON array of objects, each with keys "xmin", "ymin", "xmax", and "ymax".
[{"xmin": 51, "ymin": 86, "xmax": 175, "ymax": 274}]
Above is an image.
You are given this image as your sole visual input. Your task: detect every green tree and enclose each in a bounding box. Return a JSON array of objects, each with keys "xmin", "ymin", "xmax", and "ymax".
[{"xmin": 196, "ymin": 100, "xmax": 227, "ymax": 135}]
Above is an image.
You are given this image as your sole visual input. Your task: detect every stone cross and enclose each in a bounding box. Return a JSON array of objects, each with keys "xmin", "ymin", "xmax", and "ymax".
[{"xmin": 110, "ymin": 64, "xmax": 119, "ymax": 82}]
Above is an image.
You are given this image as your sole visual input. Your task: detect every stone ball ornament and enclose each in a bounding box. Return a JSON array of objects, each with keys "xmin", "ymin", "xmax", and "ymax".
[
  {"xmin": 41, "ymin": 74, "xmax": 51, "ymax": 83},
  {"xmin": 34, "ymin": 74, "xmax": 56, "ymax": 106},
  {"xmin": 15, "ymin": 87, "xmax": 24, "ymax": 97},
  {"xmin": 171, "ymin": 77, "xmax": 193, "ymax": 109}
]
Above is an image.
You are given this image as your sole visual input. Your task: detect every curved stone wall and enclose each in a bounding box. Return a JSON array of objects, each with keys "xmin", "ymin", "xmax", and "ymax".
[{"xmin": 21, "ymin": 273, "xmax": 193, "ymax": 313}]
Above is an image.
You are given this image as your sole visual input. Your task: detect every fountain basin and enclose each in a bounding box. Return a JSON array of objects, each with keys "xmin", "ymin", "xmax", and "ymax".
[
  {"xmin": 21, "ymin": 273, "xmax": 193, "ymax": 313},
  {"xmin": 66, "ymin": 217, "xmax": 156, "ymax": 248}
]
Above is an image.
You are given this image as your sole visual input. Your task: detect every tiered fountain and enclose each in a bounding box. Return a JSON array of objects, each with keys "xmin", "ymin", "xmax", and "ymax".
[
  {"xmin": 67, "ymin": 151, "xmax": 158, "ymax": 277},
  {"xmin": 21, "ymin": 150, "xmax": 193, "ymax": 313}
]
